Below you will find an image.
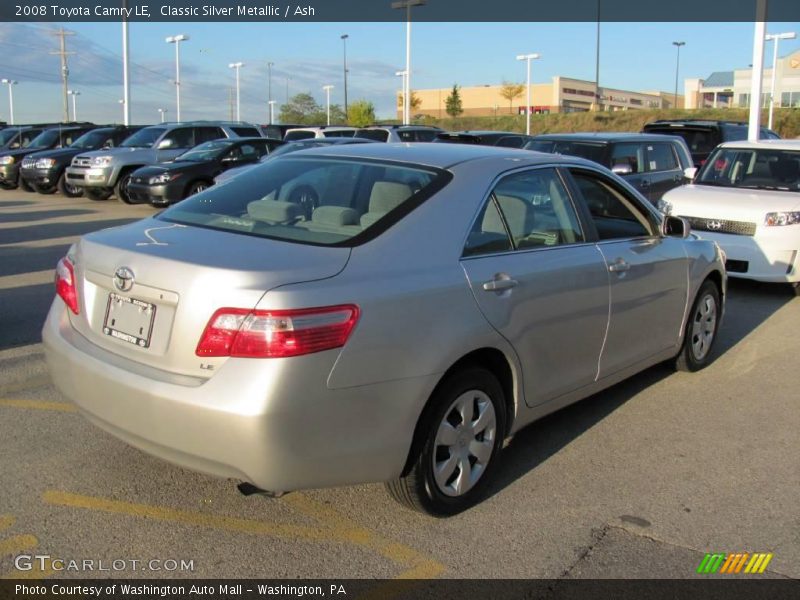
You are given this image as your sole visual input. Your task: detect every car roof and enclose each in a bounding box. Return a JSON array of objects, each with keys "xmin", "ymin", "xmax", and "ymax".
[
  {"xmin": 441, "ymin": 130, "xmax": 525, "ymax": 137},
  {"xmin": 532, "ymin": 132, "xmax": 682, "ymax": 143},
  {"xmin": 717, "ymin": 139, "xmax": 800, "ymax": 150},
  {"xmin": 278, "ymin": 140, "xmax": 591, "ymax": 169}
]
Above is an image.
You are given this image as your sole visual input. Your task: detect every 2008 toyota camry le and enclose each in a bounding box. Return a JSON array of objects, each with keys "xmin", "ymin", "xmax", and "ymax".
[{"xmin": 43, "ymin": 143, "xmax": 726, "ymax": 516}]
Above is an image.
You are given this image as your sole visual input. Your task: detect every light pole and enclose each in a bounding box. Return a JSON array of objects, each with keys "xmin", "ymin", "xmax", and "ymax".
[
  {"xmin": 1, "ymin": 79, "xmax": 17, "ymax": 125},
  {"xmin": 267, "ymin": 61, "xmax": 274, "ymax": 123},
  {"xmin": 158, "ymin": 108, "xmax": 167, "ymax": 122},
  {"xmin": 340, "ymin": 34, "xmax": 349, "ymax": 120},
  {"xmin": 672, "ymin": 41, "xmax": 685, "ymax": 109},
  {"xmin": 391, "ymin": 0, "xmax": 426, "ymax": 125},
  {"xmin": 516, "ymin": 53, "xmax": 540, "ymax": 135},
  {"xmin": 166, "ymin": 34, "xmax": 189, "ymax": 121},
  {"xmin": 228, "ymin": 62, "xmax": 244, "ymax": 121},
  {"xmin": 322, "ymin": 85, "xmax": 334, "ymax": 125},
  {"xmin": 395, "ymin": 70, "xmax": 407, "ymax": 120},
  {"xmin": 67, "ymin": 89, "xmax": 80, "ymax": 121},
  {"xmin": 765, "ymin": 31, "xmax": 796, "ymax": 130},
  {"xmin": 268, "ymin": 100, "xmax": 277, "ymax": 125},
  {"xmin": 118, "ymin": 99, "xmax": 125, "ymax": 123}
]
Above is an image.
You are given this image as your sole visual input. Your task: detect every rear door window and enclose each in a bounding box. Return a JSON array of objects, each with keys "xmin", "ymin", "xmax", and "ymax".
[
  {"xmin": 231, "ymin": 126, "xmax": 261, "ymax": 137},
  {"xmin": 610, "ymin": 143, "xmax": 645, "ymax": 172},
  {"xmin": 496, "ymin": 136, "xmax": 524, "ymax": 148},
  {"xmin": 195, "ymin": 127, "xmax": 226, "ymax": 144},
  {"xmin": 161, "ymin": 127, "xmax": 195, "ymax": 149},
  {"xmin": 645, "ymin": 143, "xmax": 679, "ymax": 172}
]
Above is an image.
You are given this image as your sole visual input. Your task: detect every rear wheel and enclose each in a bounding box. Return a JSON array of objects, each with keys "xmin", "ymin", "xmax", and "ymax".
[
  {"xmin": 115, "ymin": 172, "xmax": 134, "ymax": 204},
  {"xmin": 186, "ymin": 180, "xmax": 211, "ymax": 197},
  {"xmin": 18, "ymin": 174, "xmax": 34, "ymax": 192},
  {"xmin": 386, "ymin": 367, "xmax": 506, "ymax": 516},
  {"xmin": 57, "ymin": 173, "xmax": 83, "ymax": 198},
  {"xmin": 85, "ymin": 187, "xmax": 113, "ymax": 201},
  {"xmin": 791, "ymin": 282, "xmax": 800, "ymax": 297},
  {"xmin": 675, "ymin": 280, "xmax": 720, "ymax": 372}
]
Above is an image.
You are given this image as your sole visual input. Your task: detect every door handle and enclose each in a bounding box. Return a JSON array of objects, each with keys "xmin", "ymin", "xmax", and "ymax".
[
  {"xmin": 608, "ymin": 260, "xmax": 630, "ymax": 273},
  {"xmin": 640, "ymin": 180, "xmax": 650, "ymax": 188},
  {"xmin": 482, "ymin": 274, "xmax": 519, "ymax": 292}
]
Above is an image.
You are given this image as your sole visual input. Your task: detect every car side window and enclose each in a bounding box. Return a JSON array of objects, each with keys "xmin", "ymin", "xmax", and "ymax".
[
  {"xmin": 195, "ymin": 127, "xmax": 225, "ymax": 144},
  {"xmin": 496, "ymin": 136, "xmax": 524, "ymax": 148},
  {"xmin": 570, "ymin": 170, "xmax": 654, "ymax": 240},
  {"xmin": 463, "ymin": 168, "xmax": 584, "ymax": 257},
  {"xmin": 415, "ymin": 130, "xmax": 438, "ymax": 142},
  {"xmin": 646, "ymin": 143, "xmax": 679, "ymax": 172},
  {"xmin": 398, "ymin": 130, "xmax": 415, "ymax": 142},
  {"xmin": 162, "ymin": 127, "xmax": 194, "ymax": 149},
  {"xmin": 610, "ymin": 143, "xmax": 645, "ymax": 173}
]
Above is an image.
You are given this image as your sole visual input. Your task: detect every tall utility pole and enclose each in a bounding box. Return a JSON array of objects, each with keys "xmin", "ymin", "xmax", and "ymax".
[
  {"xmin": 594, "ymin": 0, "xmax": 601, "ymax": 111},
  {"xmin": 267, "ymin": 61, "xmax": 274, "ymax": 123},
  {"xmin": 391, "ymin": 0, "xmax": 426, "ymax": 125},
  {"xmin": 672, "ymin": 41, "xmax": 685, "ymax": 109},
  {"xmin": 748, "ymin": 0, "xmax": 768, "ymax": 141},
  {"xmin": 50, "ymin": 27, "xmax": 75, "ymax": 123},
  {"xmin": 516, "ymin": 53, "xmax": 540, "ymax": 136},
  {"xmin": 340, "ymin": 34, "xmax": 349, "ymax": 120},
  {"xmin": 166, "ymin": 34, "xmax": 190, "ymax": 121},
  {"xmin": 228, "ymin": 62, "xmax": 244, "ymax": 121}
]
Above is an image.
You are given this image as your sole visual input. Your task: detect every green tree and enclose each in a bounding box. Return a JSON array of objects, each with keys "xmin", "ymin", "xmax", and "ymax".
[
  {"xmin": 278, "ymin": 93, "xmax": 322, "ymax": 124},
  {"xmin": 445, "ymin": 84, "xmax": 463, "ymax": 118},
  {"xmin": 347, "ymin": 100, "xmax": 376, "ymax": 127},
  {"xmin": 397, "ymin": 91, "xmax": 422, "ymax": 111},
  {"xmin": 500, "ymin": 81, "xmax": 525, "ymax": 114}
]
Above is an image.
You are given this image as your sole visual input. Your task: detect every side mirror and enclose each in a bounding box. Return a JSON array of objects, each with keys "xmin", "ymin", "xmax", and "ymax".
[
  {"xmin": 683, "ymin": 167, "xmax": 698, "ymax": 180},
  {"xmin": 612, "ymin": 163, "xmax": 633, "ymax": 176},
  {"xmin": 157, "ymin": 139, "xmax": 174, "ymax": 149},
  {"xmin": 662, "ymin": 215, "xmax": 690, "ymax": 239}
]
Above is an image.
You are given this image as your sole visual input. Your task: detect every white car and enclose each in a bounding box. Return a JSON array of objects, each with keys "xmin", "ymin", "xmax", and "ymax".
[{"xmin": 659, "ymin": 140, "xmax": 799, "ymax": 294}]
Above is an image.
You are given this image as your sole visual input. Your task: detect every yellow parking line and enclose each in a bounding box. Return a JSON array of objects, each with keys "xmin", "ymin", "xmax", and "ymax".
[
  {"xmin": 0, "ymin": 534, "xmax": 38, "ymax": 558},
  {"xmin": 43, "ymin": 490, "xmax": 334, "ymax": 543},
  {"xmin": 0, "ymin": 399, "xmax": 77, "ymax": 413},
  {"xmin": 0, "ymin": 516, "xmax": 14, "ymax": 531}
]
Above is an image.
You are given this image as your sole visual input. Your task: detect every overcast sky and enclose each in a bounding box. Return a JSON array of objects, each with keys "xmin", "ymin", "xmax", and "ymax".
[{"xmin": 0, "ymin": 20, "xmax": 798, "ymax": 124}]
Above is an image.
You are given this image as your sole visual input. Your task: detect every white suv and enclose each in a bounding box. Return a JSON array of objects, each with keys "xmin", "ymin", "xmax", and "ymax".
[{"xmin": 283, "ymin": 127, "xmax": 358, "ymax": 141}]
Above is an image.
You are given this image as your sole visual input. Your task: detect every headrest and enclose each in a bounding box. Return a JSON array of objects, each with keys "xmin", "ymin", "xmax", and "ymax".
[
  {"xmin": 312, "ymin": 206, "xmax": 359, "ymax": 227},
  {"xmin": 247, "ymin": 200, "xmax": 303, "ymax": 222},
  {"xmin": 369, "ymin": 181, "xmax": 412, "ymax": 213}
]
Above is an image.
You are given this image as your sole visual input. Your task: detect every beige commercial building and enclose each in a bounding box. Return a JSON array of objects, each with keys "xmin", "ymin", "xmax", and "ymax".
[{"xmin": 400, "ymin": 76, "xmax": 680, "ymax": 119}]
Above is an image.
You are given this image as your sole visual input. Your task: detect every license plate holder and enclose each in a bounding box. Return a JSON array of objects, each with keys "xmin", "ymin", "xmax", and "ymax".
[{"xmin": 103, "ymin": 293, "xmax": 156, "ymax": 348}]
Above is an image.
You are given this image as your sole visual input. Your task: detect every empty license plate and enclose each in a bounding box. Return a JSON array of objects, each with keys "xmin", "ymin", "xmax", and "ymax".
[{"xmin": 103, "ymin": 293, "xmax": 156, "ymax": 348}]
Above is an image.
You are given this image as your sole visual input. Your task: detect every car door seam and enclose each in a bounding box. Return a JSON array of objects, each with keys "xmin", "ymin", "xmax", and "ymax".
[{"xmin": 593, "ymin": 244, "xmax": 613, "ymax": 382}]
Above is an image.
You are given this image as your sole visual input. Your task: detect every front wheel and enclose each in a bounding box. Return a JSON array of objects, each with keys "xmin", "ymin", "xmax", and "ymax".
[
  {"xmin": 675, "ymin": 280, "xmax": 721, "ymax": 372},
  {"xmin": 386, "ymin": 367, "xmax": 507, "ymax": 516},
  {"xmin": 85, "ymin": 187, "xmax": 113, "ymax": 201},
  {"xmin": 115, "ymin": 172, "xmax": 134, "ymax": 204},
  {"xmin": 18, "ymin": 174, "xmax": 34, "ymax": 192},
  {"xmin": 57, "ymin": 173, "xmax": 83, "ymax": 198},
  {"xmin": 32, "ymin": 182, "xmax": 57, "ymax": 195}
]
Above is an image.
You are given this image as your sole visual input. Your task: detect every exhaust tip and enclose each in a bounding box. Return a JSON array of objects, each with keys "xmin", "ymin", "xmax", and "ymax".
[{"xmin": 237, "ymin": 482, "xmax": 284, "ymax": 498}]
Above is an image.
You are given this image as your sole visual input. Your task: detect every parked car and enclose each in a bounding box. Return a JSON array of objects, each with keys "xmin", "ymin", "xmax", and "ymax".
[
  {"xmin": 283, "ymin": 126, "xmax": 358, "ymax": 141},
  {"xmin": 434, "ymin": 130, "xmax": 534, "ymax": 148},
  {"xmin": 0, "ymin": 124, "xmax": 96, "ymax": 190},
  {"xmin": 126, "ymin": 137, "xmax": 284, "ymax": 206},
  {"xmin": 659, "ymin": 140, "xmax": 799, "ymax": 294},
  {"xmin": 642, "ymin": 119, "xmax": 780, "ymax": 168},
  {"xmin": 213, "ymin": 137, "xmax": 377, "ymax": 185},
  {"xmin": 525, "ymin": 133, "xmax": 695, "ymax": 203},
  {"xmin": 353, "ymin": 125, "xmax": 443, "ymax": 142},
  {"xmin": 0, "ymin": 125, "xmax": 48, "ymax": 152},
  {"xmin": 260, "ymin": 123, "xmax": 305, "ymax": 140},
  {"xmin": 43, "ymin": 144, "xmax": 726, "ymax": 516},
  {"xmin": 20, "ymin": 126, "xmax": 141, "ymax": 197},
  {"xmin": 64, "ymin": 121, "xmax": 264, "ymax": 203}
]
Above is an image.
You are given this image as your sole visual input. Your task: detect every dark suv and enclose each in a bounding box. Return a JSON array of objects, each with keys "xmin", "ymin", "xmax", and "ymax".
[
  {"xmin": 526, "ymin": 133, "xmax": 695, "ymax": 203},
  {"xmin": 0, "ymin": 123, "xmax": 96, "ymax": 190},
  {"xmin": 20, "ymin": 125, "xmax": 141, "ymax": 197},
  {"xmin": 642, "ymin": 119, "xmax": 780, "ymax": 168},
  {"xmin": 434, "ymin": 130, "xmax": 534, "ymax": 148}
]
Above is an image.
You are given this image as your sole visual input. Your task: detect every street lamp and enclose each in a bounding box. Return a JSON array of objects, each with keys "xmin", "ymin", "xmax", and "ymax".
[
  {"xmin": 322, "ymin": 85, "xmax": 334, "ymax": 125},
  {"xmin": 158, "ymin": 108, "xmax": 168, "ymax": 123},
  {"xmin": 395, "ymin": 70, "xmax": 407, "ymax": 119},
  {"xmin": 672, "ymin": 41, "xmax": 685, "ymax": 109},
  {"xmin": 67, "ymin": 89, "xmax": 80, "ymax": 121},
  {"xmin": 340, "ymin": 34, "xmax": 349, "ymax": 120},
  {"xmin": 516, "ymin": 53, "xmax": 540, "ymax": 135},
  {"xmin": 165, "ymin": 34, "xmax": 189, "ymax": 121},
  {"xmin": 1, "ymin": 79, "xmax": 16, "ymax": 125},
  {"xmin": 118, "ymin": 99, "xmax": 125, "ymax": 122},
  {"xmin": 228, "ymin": 62, "xmax": 244, "ymax": 121},
  {"xmin": 268, "ymin": 100, "xmax": 277, "ymax": 125},
  {"xmin": 391, "ymin": 0, "xmax": 426, "ymax": 125},
  {"xmin": 267, "ymin": 61, "xmax": 274, "ymax": 123},
  {"xmin": 765, "ymin": 31, "xmax": 796, "ymax": 130}
]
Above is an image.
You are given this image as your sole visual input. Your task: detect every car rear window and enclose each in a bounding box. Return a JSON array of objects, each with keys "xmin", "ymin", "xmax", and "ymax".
[
  {"xmin": 284, "ymin": 130, "xmax": 316, "ymax": 141},
  {"xmin": 528, "ymin": 140, "xmax": 608, "ymax": 165},
  {"xmin": 231, "ymin": 127, "xmax": 261, "ymax": 137},
  {"xmin": 354, "ymin": 129, "xmax": 390, "ymax": 142},
  {"xmin": 159, "ymin": 157, "xmax": 449, "ymax": 246}
]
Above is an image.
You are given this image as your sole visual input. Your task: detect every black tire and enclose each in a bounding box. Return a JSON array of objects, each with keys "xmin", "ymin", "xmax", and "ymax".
[
  {"xmin": 18, "ymin": 174, "xmax": 34, "ymax": 192},
  {"xmin": 675, "ymin": 280, "xmax": 721, "ymax": 372},
  {"xmin": 115, "ymin": 171, "xmax": 134, "ymax": 204},
  {"xmin": 0, "ymin": 179, "xmax": 17, "ymax": 190},
  {"xmin": 32, "ymin": 182, "xmax": 56, "ymax": 195},
  {"xmin": 85, "ymin": 187, "xmax": 113, "ymax": 201},
  {"xmin": 386, "ymin": 367, "xmax": 507, "ymax": 517},
  {"xmin": 57, "ymin": 173, "xmax": 83, "ymax": 198}
]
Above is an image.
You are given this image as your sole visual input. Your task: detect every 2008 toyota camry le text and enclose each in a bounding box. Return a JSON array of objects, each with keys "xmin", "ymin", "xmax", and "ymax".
[{"xmin": 43, "ymin": 143, "xmax": 726, "ymax": 516}]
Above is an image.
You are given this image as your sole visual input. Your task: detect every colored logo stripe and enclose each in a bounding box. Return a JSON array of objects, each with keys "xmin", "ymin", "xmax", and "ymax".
[{"xmin": 697, "ymin": 552, "xmax": 773, "ymax": 574}]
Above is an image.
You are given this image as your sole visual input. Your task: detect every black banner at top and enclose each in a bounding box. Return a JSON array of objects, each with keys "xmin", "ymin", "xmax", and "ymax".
[{"xmin": 2, "ymin": 0, "xmax": 800, "ymax": 23}]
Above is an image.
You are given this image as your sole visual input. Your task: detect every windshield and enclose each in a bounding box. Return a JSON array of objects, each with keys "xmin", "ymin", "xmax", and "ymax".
[
  {"xmin": 160, "ymin": 156, "xmax": 445, "ymax": 246},
  {"xmin": 28, "ymin": 129, "xmax": 61, "ymax": 149},
  {"xmin": 0, "ymin": 128, "xmax": 19, "ymax": 146},
  {"xmin": 696, "ymin": 148, "xmax": 800, "ymax": 191},
  {"xmin": 70, "ymin": 130, "xmax": 112, "ymax": 149},
  {"xmin": 526, "ymin": 140, "xmax": 608, "ymax": 165},
  {"xmin": 120, "ymin": 127, "xmax": 166, "ymax": 148},
  {"xmin": 176, "ymin": 140, "xmax": 232, "ymax": 162}
]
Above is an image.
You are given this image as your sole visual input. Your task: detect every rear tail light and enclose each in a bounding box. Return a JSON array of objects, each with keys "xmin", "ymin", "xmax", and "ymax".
[
  {"xmin": 196, "ymin": 304, "xmax": 360, "ymax": 358},
  {"xmin": 55, "ymin": 256, "xmax": 79, "ymax": 315}
]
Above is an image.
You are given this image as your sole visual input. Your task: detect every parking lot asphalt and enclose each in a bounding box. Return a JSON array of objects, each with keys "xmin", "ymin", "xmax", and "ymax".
[{"xmin": 0, "ymin": 190, "xmax": 798, "ymax": 586}]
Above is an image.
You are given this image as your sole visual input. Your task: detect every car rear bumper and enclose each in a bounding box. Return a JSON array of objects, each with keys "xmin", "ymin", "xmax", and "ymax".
[
  {"xmin": 43, "ymin": 299, "xmax": 432, "ymax": 492},
  {"xmin": 696, "ymin": 229, "xmax": 799, "ymax": 283}
]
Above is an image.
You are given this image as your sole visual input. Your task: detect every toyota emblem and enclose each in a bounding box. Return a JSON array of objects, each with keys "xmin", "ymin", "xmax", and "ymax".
[
  {"xmin": 113, "ymin": 267, "xmax": 135, "ymax": 292},
  {"xmin": 706, "ymin": 220, "xmax": 723, "ymax": 231}
]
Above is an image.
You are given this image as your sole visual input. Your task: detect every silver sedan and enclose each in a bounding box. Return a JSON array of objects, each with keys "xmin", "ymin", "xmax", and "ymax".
[{"xmin": 43, "ymin": 143, "xmax": 726, "ymax": 516}]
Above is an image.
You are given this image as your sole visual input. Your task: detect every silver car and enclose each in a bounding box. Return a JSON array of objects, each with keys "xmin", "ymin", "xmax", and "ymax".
[{"xmin": 43, "ymin": 144, "xmax": 726, "ymax": 516}]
